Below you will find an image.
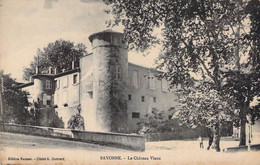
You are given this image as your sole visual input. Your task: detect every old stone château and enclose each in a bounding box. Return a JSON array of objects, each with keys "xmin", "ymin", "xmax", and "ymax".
[{"xmin": 19, "ymin": 30, "xmax": 178, "ymax": 133}]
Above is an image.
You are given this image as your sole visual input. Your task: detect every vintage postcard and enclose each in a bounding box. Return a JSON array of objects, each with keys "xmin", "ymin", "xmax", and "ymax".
[{"xmin": 0, "ymin": 0, "xmax": 260, "ymax": 165}]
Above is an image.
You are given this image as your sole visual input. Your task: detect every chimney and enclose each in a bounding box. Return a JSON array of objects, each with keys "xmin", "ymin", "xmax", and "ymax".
[
  {"xmin": 48, "ymin": 67, "xmax": 52, "ymax": 74},
  {"xmin": 54, "ymin": 68, "xmax": 57, "ymax": 74},
  {"xmin": 36, "ymin": 67, "xmax": 39, "ymax": 74},
  {"xmin": 72, "ymin": 61, "xmax": 75, "ymax": 69}
]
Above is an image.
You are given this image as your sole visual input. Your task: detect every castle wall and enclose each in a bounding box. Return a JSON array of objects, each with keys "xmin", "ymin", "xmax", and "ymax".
[
  {"xmin": 126, "ymin": 63, "xmax": 179, "ymax": 132},
  {"xmin": 80, "ymin": 54, "xmax": 96, "ymax": 131},
  {"xmin": 54, "ymin": 72, "xmax": 79, "ymax": 128}
]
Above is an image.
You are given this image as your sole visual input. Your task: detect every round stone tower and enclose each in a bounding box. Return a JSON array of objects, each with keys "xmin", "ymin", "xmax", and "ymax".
[
  {"xmin": 89, "ymin": 30, "xmax": 128, "ymax": 133},
  {"xmin": 31, "ymin": 75, "xmax": 53, "ymax": 104},
  {"xmin": 33, "ymin": 78, "xmax": 44, "ymax": 102},
  {"xmin": 30, "ymin": 74, "xmax": 55, "ymax": 126}
]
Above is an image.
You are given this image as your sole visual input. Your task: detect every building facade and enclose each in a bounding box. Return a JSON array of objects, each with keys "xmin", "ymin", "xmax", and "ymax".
[{"xmin": 19, "ymin": 30, "xmax": 178, "ymax": 133}]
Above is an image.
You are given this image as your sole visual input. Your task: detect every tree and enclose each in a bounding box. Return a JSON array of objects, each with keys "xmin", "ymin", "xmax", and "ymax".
[
  {"xmin": 23, "ymin": 40, "xmax": 87, "ymax": 81},
  {"xmin": 67, "ymin": 106, "xmax": 85, "ymax": 131},
  {"xmin": 67, "ymin": 113, "xmax": 85, "ymax": 131},
  {"xmin": 223, "ymin": 70, "xmax": 260, "ymax": 145},
  {"xmin": 218, "ymin": 0, "xmax": 260, "ymax": 146},
  {"xmin": 137, "ymin": 108, "xmax": 210, "ymax": 140},
  {"xmin": 1, "ymin": 70, "xmax": 34, "ymax": 125},
  {"xmin": 246, "ymin": 0, "xmax": 260, "ymax": 124},
  {"xmin": 104, "ymin": 0, "xmax": 251, "ymax": 151},
  {"xmin": 175, "ymin": 81, "xmax": 235, "ymax": 151},
  {"xmin": 137, "ymin": 108, "xmax": 167, "ymax": 134},
  {"xmin": 137, "ymin": 108, "xmax": 192, "ymax": 134},
  {"xmin": 222, "ymin": 0, "xmax": 260, "ymax": 146}
]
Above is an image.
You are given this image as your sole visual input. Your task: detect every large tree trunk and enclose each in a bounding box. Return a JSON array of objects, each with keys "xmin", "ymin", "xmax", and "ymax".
[
  {"xmin": 239, "ymin": 114, "xmax": 247, "ymax": 146},
  {"xmin": 211, "ymin": 122, "xmax": 221, "ymax": 152}
]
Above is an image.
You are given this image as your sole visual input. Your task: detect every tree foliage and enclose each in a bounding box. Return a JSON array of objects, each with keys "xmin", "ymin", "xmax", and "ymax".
[
  {"xmin": 1, "ymin": 70, "xmax": 34, "ymax": 125},
  {"xmin": 67, "ymin": 113, "xmax": 85, "ymax": 131},
  {"xmin": 223, "ymin": 71, "xmax": 260, "ymax": 125},
  {"xmin": 175, "ymin": 81, "xmax": 235, "ymax": 129},
  {"xmin": 105, "ymin": 0, "xmax": 248, "ymax": 89},
  {"xmin": 137, "ymin": 108, "xmax": 167, "ymax": 134},
  {"xmin": 246, "ymin": 0, "xmax": 260, "ymax": 69},
  {"xmin": 67, "ymin": 105, "xmax": 85, "ymax": 131},
  {"xmin": 137, "ymin": 108, "xmax": 209, "ymax": 138},
  {"xmin": 137, "ymin": 108, "xmax": 188, "ymax": 133},
  {"xmin": 23, "ymin": 40, "xmax": 87, "ymax": 80}
]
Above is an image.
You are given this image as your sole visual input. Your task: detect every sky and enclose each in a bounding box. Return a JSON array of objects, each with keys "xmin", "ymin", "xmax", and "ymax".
[{"xmin": 0, "ymin": 0, "xmax": 159, "ymax": 82}]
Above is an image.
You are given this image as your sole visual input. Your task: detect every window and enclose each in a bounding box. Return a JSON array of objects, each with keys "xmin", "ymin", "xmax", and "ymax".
[
  {"xmin": 141, "ymin": 96, "xmax": 145, "ymax": 102},
  {"xmin": 132, "ymin": 70, "xmax": 138, "ymax": 88},
  {"xmin": 153, "ymin": 97, "xmax": 156, "ymax": 102},
  {"xmin": 46, "ymin": 80, "xmax": 52, "ymax": 89},
  {"xmin": 162, "ymin": 79, "xmax": 168, "ymax": 92},
  {"xmin": 47, "ymin": 100, "xmax": 51, "ymax": 105},
  {"xmin": 149, "ymin": 76, "xmax": 155, "ymax": 90},
  {"xmin": 128, "ymin": 94, "xmax": 131, "ymax": 101},
  {"xmin": 116, "ymin": 66, "xmax": 121, "ymax": 79},
  {"xmin": 132, "ymin": 112, "xmax": 140, "ymax": 119},
  {"xmin": 73, "ymin": 74, "xmax": 78, "ymax": 84}
]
